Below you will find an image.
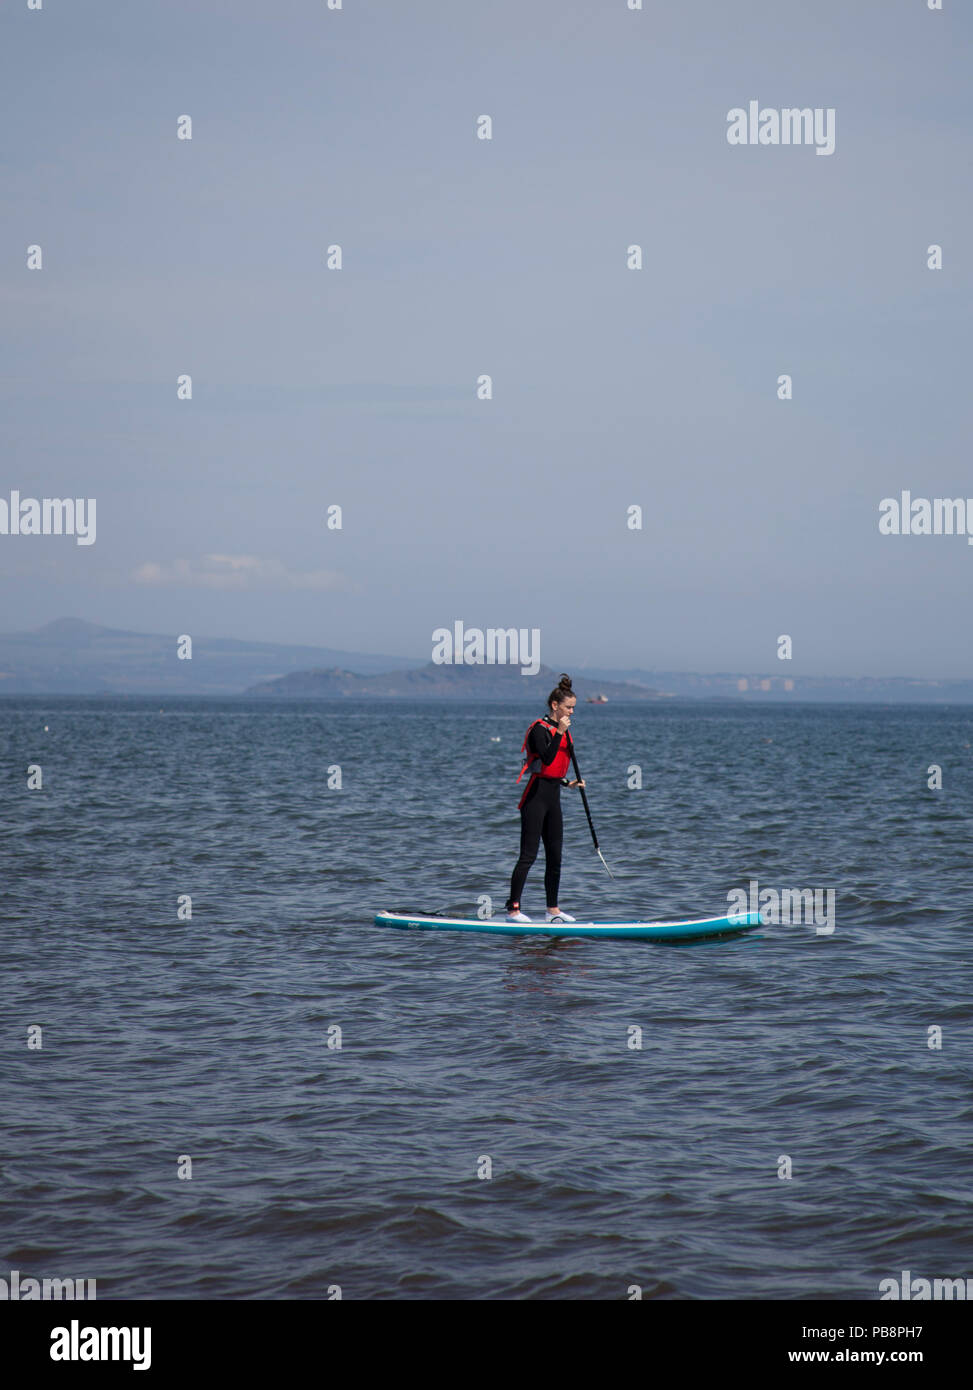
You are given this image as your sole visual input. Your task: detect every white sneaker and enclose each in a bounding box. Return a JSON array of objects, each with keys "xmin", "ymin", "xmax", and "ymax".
[
  {"xmin": 546, "ymin": 909, "xmax": 576, "ymax": 923},
  {"xmin": 506, "ymin": 909, "xmax": 532, "ymax": 923}
]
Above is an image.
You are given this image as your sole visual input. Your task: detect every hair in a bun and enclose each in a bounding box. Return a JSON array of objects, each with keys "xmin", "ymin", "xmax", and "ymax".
[{"xmin": 547, "ymin": 672, "xmax": 574, "ymax": 708}]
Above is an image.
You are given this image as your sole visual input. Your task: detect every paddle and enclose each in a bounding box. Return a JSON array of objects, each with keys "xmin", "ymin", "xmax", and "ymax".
[{"xmin": 566, "ymin": 731, "xmax": 614, "ymax": 879}]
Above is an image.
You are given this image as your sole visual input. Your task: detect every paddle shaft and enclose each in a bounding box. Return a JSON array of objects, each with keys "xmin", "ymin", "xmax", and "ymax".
[
  {"xmin": 566, "ymin": 734, "xmax": 598, "ymax": 846},
  {"xmin": 567, "ymin": 731, "xmax": 614, "ymax": 877}
]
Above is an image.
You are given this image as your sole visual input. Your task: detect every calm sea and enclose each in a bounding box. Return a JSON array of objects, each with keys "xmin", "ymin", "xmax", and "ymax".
[{"xmin": 1, "ymin": 697, "xmax": 970, "ymax": 1299}]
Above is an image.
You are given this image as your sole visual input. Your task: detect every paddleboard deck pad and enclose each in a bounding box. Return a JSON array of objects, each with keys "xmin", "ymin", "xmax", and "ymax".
[{"xmin": 373, "ymin": 910, "xmax": 763, "ymax": 942}]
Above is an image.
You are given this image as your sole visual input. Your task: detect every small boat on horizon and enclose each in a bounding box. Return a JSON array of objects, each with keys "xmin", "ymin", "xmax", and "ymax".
[{"xmin": 585, "ymin": 693, "xmax": 609, "ymax": 704}]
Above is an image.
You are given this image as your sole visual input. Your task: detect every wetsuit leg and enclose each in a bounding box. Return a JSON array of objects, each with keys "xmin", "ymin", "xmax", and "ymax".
[
  {"xmin": 507, "ymin": 779, "xmax": 545, "ymax": 908},
  {"xmin": 541, "ymin": 791, "xmax": 563, "ymax": 907}
]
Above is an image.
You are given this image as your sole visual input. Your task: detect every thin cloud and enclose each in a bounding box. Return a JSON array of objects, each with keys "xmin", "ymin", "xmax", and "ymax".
[{"xmin": 132, "ymin": 554, "xmax": 354, "ymax": 592}]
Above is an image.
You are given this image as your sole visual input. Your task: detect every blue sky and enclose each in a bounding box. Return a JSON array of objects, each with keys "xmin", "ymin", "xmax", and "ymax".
[{"xmin": 2, "ymin": 0, "xmax": 971, "ymax": 676}]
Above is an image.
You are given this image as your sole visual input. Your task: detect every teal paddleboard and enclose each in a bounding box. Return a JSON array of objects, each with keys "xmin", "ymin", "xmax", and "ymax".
[{"xmin": 373, "ymin": 910, "xmax": 762, "ymax": 942}]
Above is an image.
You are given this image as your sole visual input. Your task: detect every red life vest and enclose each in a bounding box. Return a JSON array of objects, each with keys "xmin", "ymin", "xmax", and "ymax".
[{"xmin": 516, "ymin": 718, "xmax": 572, "ymax": 808}]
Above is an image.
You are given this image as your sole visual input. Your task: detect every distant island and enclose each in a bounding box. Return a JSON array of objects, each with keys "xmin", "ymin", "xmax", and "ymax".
[
  {"xmin": 1, "ymin": 618, "xmax": 972, "ymax": 702},
  {"xmin": 244, "ymin": 662, "xmax": 659, "ymax": 701}
]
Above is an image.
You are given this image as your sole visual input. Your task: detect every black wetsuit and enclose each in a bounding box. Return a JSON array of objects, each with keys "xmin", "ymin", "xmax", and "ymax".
[{"xmin": 506, "ymin": 719, "xmax": 569, "ymax": 911}]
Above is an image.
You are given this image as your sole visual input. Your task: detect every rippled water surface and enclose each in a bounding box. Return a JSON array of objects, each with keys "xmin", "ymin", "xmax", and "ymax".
[{"xmin": 2, "ymin": 697, "xmax": 971, "ymax": 1299}]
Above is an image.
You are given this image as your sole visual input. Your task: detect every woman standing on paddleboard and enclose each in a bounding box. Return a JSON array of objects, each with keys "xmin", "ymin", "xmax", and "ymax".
[{"xmin": 505, "ymin": 673, "xmax": 585, "ymax": 924}]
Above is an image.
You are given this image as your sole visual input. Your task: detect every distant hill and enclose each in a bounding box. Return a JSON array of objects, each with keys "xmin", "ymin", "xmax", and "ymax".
[
  {"xmin": 245, "ymin": 662, "xmax": 659, "ymax": 701},
  {"xmin": 2, "ymin": 618, "xmax": 973, "ymax": 701},
  {"xmin": 0, "ymin": 618, "xmax": 424, "ymax": 695}
]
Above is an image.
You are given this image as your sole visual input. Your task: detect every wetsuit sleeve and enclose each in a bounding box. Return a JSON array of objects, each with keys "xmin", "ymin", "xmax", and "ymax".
[{"xmin": 528, "ymin": 723, "xmax": 564, "ymax": 767}]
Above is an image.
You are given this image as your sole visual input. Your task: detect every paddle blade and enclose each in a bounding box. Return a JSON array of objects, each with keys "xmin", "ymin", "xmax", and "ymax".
[{"xmin": 597, "ymin": 847, "xmax": 615, "ymax": 879}]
